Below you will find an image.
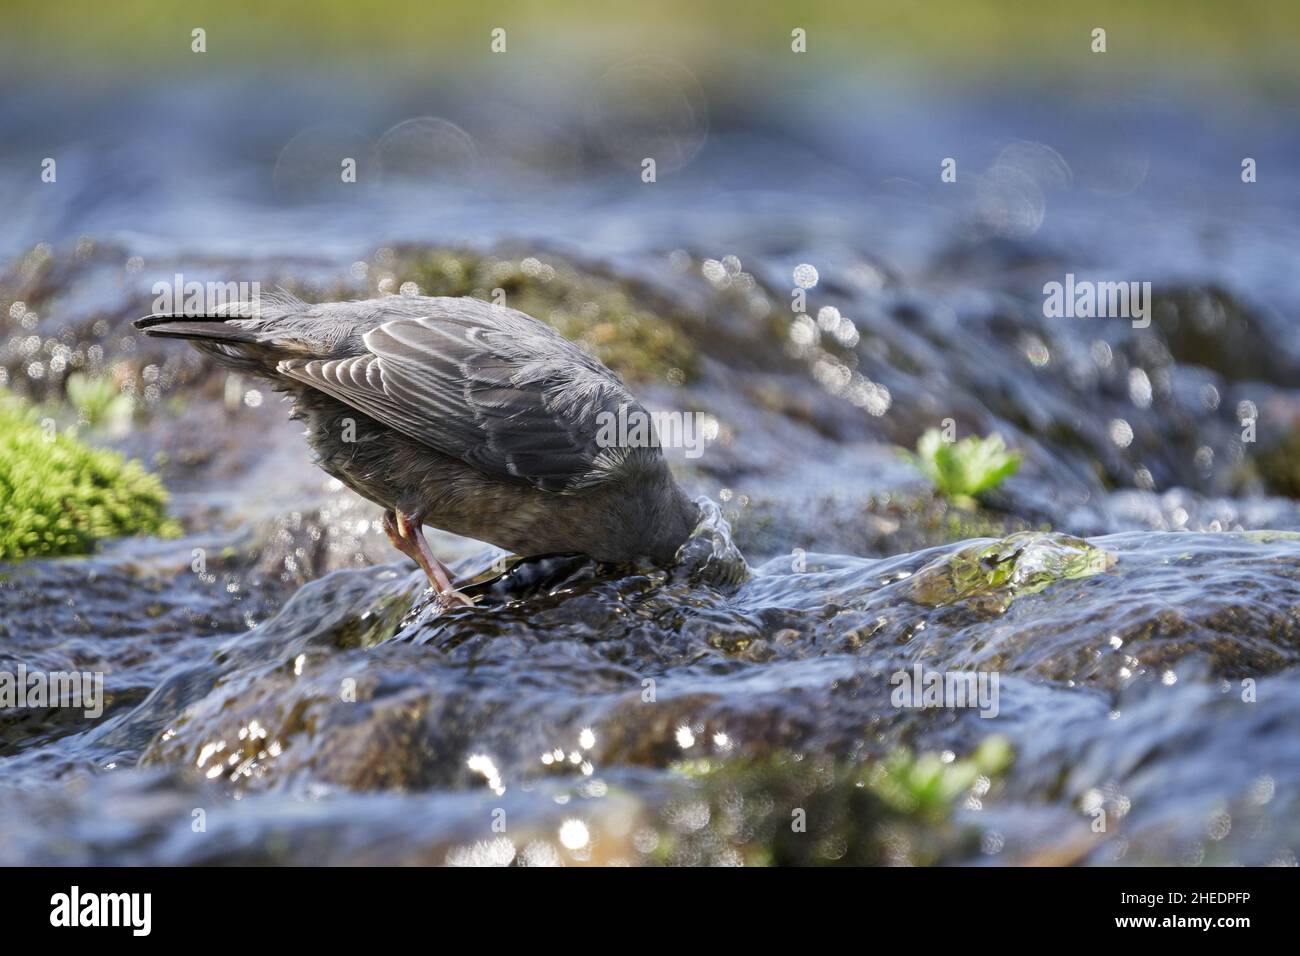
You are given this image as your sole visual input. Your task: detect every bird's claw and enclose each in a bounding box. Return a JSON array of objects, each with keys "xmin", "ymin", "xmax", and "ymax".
[{"xmin": 440, "ymin": 588, "xmax": 478, "ymax": 608}]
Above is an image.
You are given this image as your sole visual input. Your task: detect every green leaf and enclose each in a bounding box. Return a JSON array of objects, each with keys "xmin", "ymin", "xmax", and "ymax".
[{"xmin": 905, "ymin": 428, "xmax": 1021, "ymax": 505}]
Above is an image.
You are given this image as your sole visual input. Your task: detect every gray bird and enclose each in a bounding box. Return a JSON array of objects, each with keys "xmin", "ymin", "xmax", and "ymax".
[{"xmin": 135, "ymin": 293, "xmax": 699, "ymax": 605}]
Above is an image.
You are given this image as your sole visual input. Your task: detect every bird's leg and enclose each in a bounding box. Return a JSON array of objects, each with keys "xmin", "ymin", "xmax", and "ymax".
[
  {"xmin": 380, "ymin": 510, "xmax": 422, "ymax": 570},
  {"xmin": 394, "ymin": 510, "xmax": 460, "ymax": 595},
  {"xmin": 382, "ymin": 510, "xmax": 476, "ymax": 608}
]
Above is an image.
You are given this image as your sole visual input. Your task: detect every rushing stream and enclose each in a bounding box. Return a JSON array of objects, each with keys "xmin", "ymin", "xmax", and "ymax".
[{"xmin": 2, "ymin": 69, "xmax": 1300, "ymax": 865}]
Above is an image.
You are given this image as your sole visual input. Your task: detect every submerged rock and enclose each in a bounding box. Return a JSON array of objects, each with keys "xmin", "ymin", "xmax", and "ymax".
[{"xmin": 900, "ymin": 531, "xmax": 1114, "ymax": 609}]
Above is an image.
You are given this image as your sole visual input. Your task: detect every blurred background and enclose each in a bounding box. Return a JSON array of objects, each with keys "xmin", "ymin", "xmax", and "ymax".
[{"xmin": 3, "ymin": 0, "xmax": 1299, "ymax": 264}]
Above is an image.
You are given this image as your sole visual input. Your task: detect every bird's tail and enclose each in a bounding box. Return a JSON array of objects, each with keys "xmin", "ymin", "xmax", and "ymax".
[
  {"xmin": 134, "ymin": 313, "xmax": 261, "ymax": 343},
  {"xmin": 134, "ymin": 313, "xmax": 281, "ymax": 374}
]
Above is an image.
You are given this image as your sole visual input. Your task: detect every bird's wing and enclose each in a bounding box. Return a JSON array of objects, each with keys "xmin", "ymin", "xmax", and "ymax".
[{"xmin": 276, "ymin": 308, "xmax": 653, "ymax": 492}]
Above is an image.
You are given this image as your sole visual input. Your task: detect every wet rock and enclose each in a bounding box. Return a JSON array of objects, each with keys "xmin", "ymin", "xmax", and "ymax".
[
  {"xmin": 899, "ymin": 531, "xmax": 1113, "ymax": 609},
  {"xmin": 6, "ymin": 227, "xmax": 1300, "ymax": 867},
  {"xmin": 55, "ymin": 521, "xmax": 1287, "ymax": 873}
]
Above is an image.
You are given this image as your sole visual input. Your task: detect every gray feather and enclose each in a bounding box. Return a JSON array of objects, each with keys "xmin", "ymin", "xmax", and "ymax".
[
  {"xmin": 136, "ymin": 293, "xmax": 699, "ymax": 564},
  {"xmin": 144, "ymin": 295, "xmax": 656, "ymax": 492}
]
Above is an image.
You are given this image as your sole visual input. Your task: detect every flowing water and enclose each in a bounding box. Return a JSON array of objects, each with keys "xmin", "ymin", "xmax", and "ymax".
[{"xmin": 2, "ymin": 71, "xmax": 1300, "ymax": 864}]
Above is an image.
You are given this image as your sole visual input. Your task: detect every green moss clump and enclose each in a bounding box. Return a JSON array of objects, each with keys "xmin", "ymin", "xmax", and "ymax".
[
  {"xmin": 865, "ymin": 736, "xmax": 1013, "ymax": 823},
  {"xmin": 880, "ymin": 492, "xmax": 1047, "ymax": 549},
  {"xmin": 0, "ymin": 393, "xmax": 180, "ymax": 560},
  {"xmin": 659, "ymin": 738, "xmax": 1014, "ymax": 866},
  {"xmin": 64, "ymin": 372, "xmax": 134, "ymax": 435},
  {"xmin": 396, "ymin": 248, "xmax": 698, "ymax": 382}
]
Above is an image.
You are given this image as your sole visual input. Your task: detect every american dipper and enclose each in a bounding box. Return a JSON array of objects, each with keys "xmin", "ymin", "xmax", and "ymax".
[{"xmin": 136, "ymin": 293, "xmax": 699, "ymax": 605}]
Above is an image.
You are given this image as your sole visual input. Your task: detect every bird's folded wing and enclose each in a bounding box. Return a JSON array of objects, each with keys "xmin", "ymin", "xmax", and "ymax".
[{"xmin": 277, "ymin": 313, "xmax": 649, "ymax": 492}]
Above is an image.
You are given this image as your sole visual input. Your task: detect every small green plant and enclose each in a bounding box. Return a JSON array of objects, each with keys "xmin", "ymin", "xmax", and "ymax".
[
  {"xmin": 865, "ymin": 735, "xmax": 1014, "ymax": 822},
  {"xmin": 0, "ymin": 393, "xmax": 179, "ymax": 560},
  {"xmin": 663, "ymin": 737, "xmax": 1015, "ymax": 865},
  {"xmin": 64, "ymin": 372, "xmax": 134, "ymax": 435},
  {"xmin": 905, "ymin": 429, "xmax": 1021, "ymax": 509}
]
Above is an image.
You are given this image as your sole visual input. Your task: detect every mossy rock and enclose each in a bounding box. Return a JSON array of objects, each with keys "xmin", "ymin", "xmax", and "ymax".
[
  {"xmin": 393, "ymin": 247, "xmax": 698, "ymax": 383},
  {"xmin": 0, "ymin": 393, "xmax": 179, "ymax": 560},
  {"xmin": 726, "ymin": 490, "xmax": 1046, "ymax": 562},
  {"xmin": 660, "ymin": 738, "xmax": 1012, "ymax": 865},
  {"xmin": 904, "ymin": 531, "xmax": 1115, "ymax": 609},
  {"xmin": 885, "ymin": 491, "xmax": 1047, "ymax": 549}
]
